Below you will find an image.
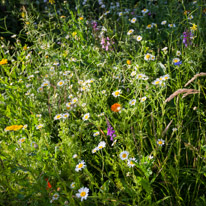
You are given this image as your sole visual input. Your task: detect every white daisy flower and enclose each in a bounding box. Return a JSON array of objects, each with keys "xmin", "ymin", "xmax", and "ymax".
[
  {"xmin": 71, "ymin": 98, "xmax": 78, "ymax": 104},
  {"xmin": 111, "ymin": 139, "xmax": 117, "ymax": 146},
  {"xmin": 36, "ymin": 124, "xmax": 43, "ymax": 129},
  {"xmin": 52, "ymin": 193, "xmax": 59, "ymax": 200},
  {"xmin": 129, "ymin": 99, "xmax": 136, "ymax": 106},
  {"xmin": 144, "ymin": 53, "xmax": 151, "ymax": 61},
  {"xmin": 112, "ymin": 89, "xmax": 121, "ymax": 97},
  {"xmin": 127, "ymin": 158, "xmax": 137, "ymax": 167},
  {"xmin": 54, "ymin": 114, "xmax": 62, "ymax": 120},
  {"xmin": 119, "ymin": 151, "xmax": 129, "ymax": 160},
  {"xmin": 148, "ymin": 155, "xmax": 154, "ymax": 160},
  {"xmin": 168, "ymin": 24, "xmax": 176, "ymax": 28},
  {"xmin": 131, "ymin": 71, "xmax": 136, "ymax": 77},
  {"xmin": 70, "ymin": 182, "xmax": 75, "ymax": 189},
  {"xmin": 76, "ymin": 187, "xmax": 89, "ymax": 201},
  {"xmin": 151, "ymin": 55, "xmax": 155, "ymax": 61},
  {"xmin": 93, "ymin": 131, "xmax": 100, "ymax": 137},
  {"xmin": 62, "ymin": 113, "xmax": 69, "ymax": 119},
  {"xmin": 131, "ymin": 18, "xmax": 136, "ymax": 23},
  {"xmin": 82, "ymin": 113, "xmax": 90, "ymax": 121},
  {"xmin": 81, "ymin": 103, "xmax": 86, "ymax": 107},
  {"xmin": 188, "ymin": 15, "xmax": 193, "ymax": 20},
  {"xmin": 173, "ymin": 58, "xmax": 180, "ymax": 64},
  {"xmin": 57, "ymin": 80, "xmax": 64, "ymax": 86},
  {"xmin": 101, "ymin": 90, "xmax": 106, "ymax": 94},
  {"xmin": 41, "ymin": 80, "xmax": 50, "ymax": 87},
  {"xmin": 157, "ymin": 139, "xmax": 165, "ymax": 146},
  {"xmin": 73, "ymin": 154, "xmax": 78, "ymax": 158},
  {"xmin": 162, "ymin": 47, "xmax": 168, "ymax": 51},
  {"xmin": 146, "ymin": 24, "xmax": 153, "ymax": 29},
  {"xmin": 119, "ymin": 12, "xmax": 123, "ymax": 16},
  {"xmin": 176, "ymin": 51, "xmax": 181, "ymax": 56},
  {"xmin": 18, "ymin": 137, "xmax": 26, "ymax": 145},
  {"xmin": 152, "ymin": 79, "xmax": 162, "ymax": 85},
  {"xmin": 140, "ymin": 96, "xmax": 147, "ymax": 102},
  {"xmin": 92, "ymin": 147, "xmax": 99, "ymax": 154},
  {"xmin": 37, "ymin": 87, "xmax": 43, "ymax": 92},
  {"xmin": 127, "ymin": 29, "xmax": 134, "ymax": 35},
  {"xmin": 161, "ymin": 20, "xmax": 167, "ymax": 25},
  {"xmin": 172, "ymin": 128, "xmax": 178, "ymax": 132},
  {"xmin": 75, "ymin": 160, "xmax": 86, "ymax": 172},
  {"xmin": 97, "ymin": 141, "xmax": 106, "ymax": 150},
  {"xmin": 142, "ymin": 8, "xmax": 149, "ymax": 14},
  {"xmin": 136, "ymin": 35, "xmax": 142, "ymax": 41},
  {"xmin": 161, "ymin": 74, "xmax": 170, "ymax": 80}
]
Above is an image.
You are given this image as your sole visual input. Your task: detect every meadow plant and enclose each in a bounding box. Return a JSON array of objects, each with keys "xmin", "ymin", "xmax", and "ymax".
[{"xmin": 0, "ymin": 0, "xmax": 206, "ymax": 205}]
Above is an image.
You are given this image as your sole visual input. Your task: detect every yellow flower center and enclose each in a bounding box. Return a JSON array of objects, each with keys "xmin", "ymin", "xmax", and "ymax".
[
  {"xmin": 78, "ymin": 163, "xmax": 83, "ymax": 168},
  {"xmin": 130, "ymin": 161, "xmax": 134, "ymax": 165},
  {"xmin": 99, "ymin": 146, "xmax": 103, "ymax": 149},
  {"xmin": 146, "ymin": 54, "xmax": 150, "ymax": 59},
  {"xmin": 158, "ymin": 141, "xmax": 162, "ymax": 145},
  {"xmin": 56, "ymin": 115, "xmax": 61, "ymax": 119},
  {"xmin": 80, "ymin": 191, "xmax": 86, "ymax": 197},
  {"xmin": 122, "ymin": 154, "xmax": 127, "ymax": 158},
  {"xmin": 115, "ymin": 91, "xmax": 119, "ymax": 96},
  {"xmin": 174, "ymin": 59, "xmax": 179, "ymax": 63}
]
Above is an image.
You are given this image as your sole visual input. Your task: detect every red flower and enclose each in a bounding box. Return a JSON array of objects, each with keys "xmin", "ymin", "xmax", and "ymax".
[{"xmin": 45, "ymin": 178, "xmax": 52, "ymax": 190}]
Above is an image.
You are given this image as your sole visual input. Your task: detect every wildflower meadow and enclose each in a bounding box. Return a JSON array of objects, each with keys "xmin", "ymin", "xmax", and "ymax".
[{"xmin": 1, "ymin": 0, "xmax": 206, "ymax": 205}]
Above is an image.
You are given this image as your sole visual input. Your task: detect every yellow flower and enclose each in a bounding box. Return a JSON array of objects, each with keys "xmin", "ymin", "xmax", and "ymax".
[
  {"xmin": 25, "ymin": 22, "xmax": 30, "ymax": 25},
  {"xmin": 127, "ymin": 60, "xmax": 131, "ymax": 65},
  {"xmin": 190, "ymin": 24, "xmax": 197, "ymax": 31},
  {"xmin": 49, "ymin": 0, "xmax": 55, "ymax": 4},
  {"xmin": 79, "ymin": 17, "xmax": 84, "ymax": 20},
  {"xmin": 5, "ymin": 125, "xmax": 23, "ymax": 131},
  {"xmin": 60, "ymin": 16, "xmax": 66, "ymax": 19},
  {"xmin": 72, "ymin": 32, "xmax": 77, "ymax": 37},
  {"xmin": 0, "ymin": 59, "xmax": 8, "ymax": 65},
  {"xmin": 23, "ymin": 45, "xmax": 27, "ymax": 50}
]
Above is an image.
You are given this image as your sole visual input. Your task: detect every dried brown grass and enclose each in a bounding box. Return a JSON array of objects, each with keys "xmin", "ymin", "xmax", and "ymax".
[{"xmin": 165, "ymin": 89, "xmax": 200, "ymax": 103}]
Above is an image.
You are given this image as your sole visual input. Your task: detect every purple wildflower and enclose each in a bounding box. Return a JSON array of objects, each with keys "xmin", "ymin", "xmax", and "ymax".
[
  {"xmin": 106, "ymin": 117, "xmax": 116, "ymax": 141},
  {"xmin": 183, "ymin": 30, "xmax": 193, "ymax": 47},
  {"xmin": 100, "ymin": 36, "xmax": 114, "ymax": 51},
  {"xmin": 92, "ymin": 21, "xmax": 98, "ymax": 31}
]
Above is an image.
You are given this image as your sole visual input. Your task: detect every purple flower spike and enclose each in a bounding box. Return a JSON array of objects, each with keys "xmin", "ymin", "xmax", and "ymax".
[
  {"xmin": 106, "ymin": 117, "xmax": 116, "ymax": 141},
  {"xmin": 183, "ymin": 30, "xmax": 193, "ymax": 47}
]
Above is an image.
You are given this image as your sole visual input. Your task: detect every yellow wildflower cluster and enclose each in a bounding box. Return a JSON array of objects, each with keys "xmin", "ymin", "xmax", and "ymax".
[
  {"xmin": 0, "ymin": 59, "xmax": 8, "ymax": 65},
  {"xmin": 190, "ymin": 24, "xmax": 197, "ymax": 31},
  {"xmin": 5, "ymin": 125, "xmax": 24, "ymax": 131},
  {"xmin": 49, "ymin": 0, "xmax": 55, "ymax": 4}
]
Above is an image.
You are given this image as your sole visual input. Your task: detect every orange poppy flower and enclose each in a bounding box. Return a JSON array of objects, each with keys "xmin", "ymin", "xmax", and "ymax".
[{"xmin": 111, "ymin": 103, "xmax": 121, "ymax": 112}]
